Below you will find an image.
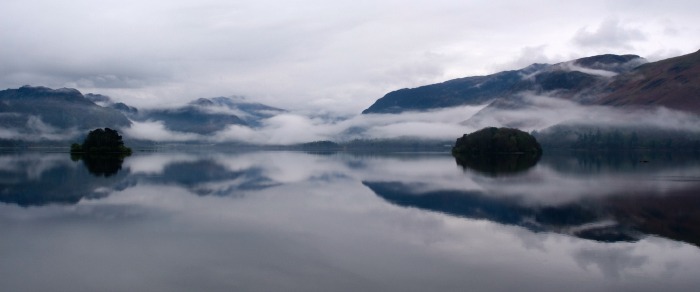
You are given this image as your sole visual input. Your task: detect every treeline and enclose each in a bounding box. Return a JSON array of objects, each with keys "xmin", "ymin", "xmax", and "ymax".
[
  {"xmin": 534, "ymin": 125, "xmax": 700, "ymax": 151},
  {"xmin": 290, "ymin": 138, "xmax": 453, "ymax": 152}
]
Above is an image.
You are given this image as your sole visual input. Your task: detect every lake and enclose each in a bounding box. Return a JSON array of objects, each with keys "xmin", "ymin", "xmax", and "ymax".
[{"xmin": 2, "ymin": 150, "xmax": 700, "ymax": 291}]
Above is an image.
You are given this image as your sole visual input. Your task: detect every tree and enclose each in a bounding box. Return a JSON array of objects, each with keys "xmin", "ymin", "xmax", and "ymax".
[
  {"xmin": 452, "ymin": 127, "xmax": 542, "ymax": 155},
  {"xmin": 70, "ymin": 128, "xmax": 132, "ymax": 154}
]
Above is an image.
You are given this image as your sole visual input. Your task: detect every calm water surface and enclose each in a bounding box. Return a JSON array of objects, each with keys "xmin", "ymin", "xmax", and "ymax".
[{"xmin": 1, "ymin": 150, "xmax": 700, "ymax": 291}]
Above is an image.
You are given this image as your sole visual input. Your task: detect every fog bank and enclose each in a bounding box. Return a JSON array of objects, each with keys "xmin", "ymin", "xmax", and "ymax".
[{"xmin": 121, "ymin": 94, "xmax": 700, "ymax": 145}]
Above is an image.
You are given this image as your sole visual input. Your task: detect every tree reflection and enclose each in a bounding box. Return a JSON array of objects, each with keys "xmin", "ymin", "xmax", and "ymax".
[
  {"xmin": 453, "ymin": 153, "xmax": 540, "ymax": 176},
  {"xmin": 71, "ymin": 153, "xmax": 127, "ymax": 177},
  {"xmin": 0, "ymin": 153, "xmax": 124, "ymax": 206}
]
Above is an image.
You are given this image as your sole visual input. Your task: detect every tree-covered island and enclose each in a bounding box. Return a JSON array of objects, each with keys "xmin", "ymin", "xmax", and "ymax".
[
  {"xmin": 451, "ymin": 127, "xmax": 542, "ymax": 175},
  {"xmin": 452, "ymin": 127, "xmax": 542, "ymax": 155},
  {"xmin": 70, "ymin": 128, "xmax": 132, "ymax": 155}
]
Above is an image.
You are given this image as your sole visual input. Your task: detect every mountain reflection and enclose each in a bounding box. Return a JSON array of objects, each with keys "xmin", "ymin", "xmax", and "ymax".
[
  {"xmin": 366, "ymin": 152, "xmax": 700, "ymax": 247},
  {"xmin": 3, "ymin": 150, "xmax": 700, "ymax": 291},
  {"xmin": 365, "ymin": 181, "xmax": 640, "ymax": 243},
  {"xmin": 128, "ymin": 159, "xmax": 280, "ymax": 196},
  {"xmin": 0, "ymin": 153, "xmax": 123, "ymax": 206},
  {"xmin": 0, "ymin": 152, "xmax": 280, "ymax": 207},
  {"xmin": 3, "ymin": 150, "xmax": 700, "ymax": 248}
]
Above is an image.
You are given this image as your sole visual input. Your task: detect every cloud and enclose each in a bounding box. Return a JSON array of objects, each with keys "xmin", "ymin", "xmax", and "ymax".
[
  {"xmin": 574, "ymin": 247, "xmax": 648, "ymax": 279},
  {"xmin": 0, "ymin": 153, "xmax": 74, "ymax": 180},
  {"xmin": 559, "ymin": 62, "xmax": 618, "ymax": 77},
  {"xmin": 123, "ymin": 104, "xmax": 486, "ymax": 144},
  {"xmin": 123, "ymin": 153, "xmax": 201, "ymax": 175},
  {"xmin": 1, "ymin": 1, "xmax": 698, "ymax": 115},
  {"xmin": 463, "ymin": 93, "xmax": 700, "ymax": 133},
  {"xmin": 120, "ymin": 90, "xmax": 700, "ymax": 146},
  {"xmin": 0, "ymin": 115, "xmax": 80, "ymax": 141},
  {"xmin": 573, "ymin": 18, "xmax": 647, "ymax": 50},
  {"xmin": 122, "ymin": 120, "xmax": 199, "ymax": 142},
  {"xmin": 494, "ymin": 45, "xmax": 558, "ymax": 71}
]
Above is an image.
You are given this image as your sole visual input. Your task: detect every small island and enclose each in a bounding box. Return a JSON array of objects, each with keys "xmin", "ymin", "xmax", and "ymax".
[
  {"xmin": 452, "ymin": 127, "xmax": 542, "ymax": 175},
  {"xmin": 71, "ymin": 128, "xmax": 132, "ymax": 155},
  {"xmin": 70, "ymin": 128, "xmax": 131, "ymax": 177},
  {"xmin": 452, "ymin": 127, "xmax": 542, "ymax": 155}
]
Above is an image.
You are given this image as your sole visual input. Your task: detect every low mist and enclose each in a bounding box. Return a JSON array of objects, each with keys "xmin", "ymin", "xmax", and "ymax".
[
  {"xmin": 120, "ymin": 93, "xmax": 700, "ymax": 145},
  {"xmin": 0, "ymin": 115, "xmax": 80, "ymax": 142},
  {"xmin": 122, "ymin": 105, "xmax": 488, "ymax": 144},
  {"xmin": 466, "ymin": 93, "xmax": 700, "ymax": 132}
]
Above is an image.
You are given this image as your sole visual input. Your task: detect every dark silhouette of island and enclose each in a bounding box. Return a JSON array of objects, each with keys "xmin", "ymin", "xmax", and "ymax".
[
  {"xmin": 453, "ymin": 153, "xmax": 540, "ymax": 175},
  {"xmin": 452, "ymin": 127, "xmax": 542, "ymax": 155},
  {"xmin": 70, "ymin": 128, "xmax": 131, "ymax": 177},
  {"xmin": 70, "ymin": 153, "xmax": 126, "ymax": 177},
  {"xmin": 71, "ymin": 128, "xmax": 132, "ymax": 154},
  {"xmin": 451, "ymin": 127, "xmax": 542, "ymax": 175}
]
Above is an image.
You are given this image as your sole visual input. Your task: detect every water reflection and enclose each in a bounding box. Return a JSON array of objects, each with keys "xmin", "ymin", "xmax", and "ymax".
[
  {"xmin": 2, "ymin": 151, "xmax": 700, "ymax": 291},
  {"xmin": 365, "ymin": 181, "xmax": 639, "ymax": 243},
  {"xmin": 71, "ymin": 153, "xmax": 127, "ymax": 177},
  {"xmin": 368, "ymin": 151, "xmax": 700, "ymax": 247},
  {"xmin": 453, "ymin": 152, "xmax": 540, "ymax": 175},
  {"xmin": 0, "ymin": 153, "xmax": 123, "ymax": 206},
  {"xmin": 126, "ymin": 157, "xmax": 279, "ymax": 196}
]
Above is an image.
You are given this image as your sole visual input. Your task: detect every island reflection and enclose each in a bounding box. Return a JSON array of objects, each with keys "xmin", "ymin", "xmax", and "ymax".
[
  {"xmin": 2, "ymin": 150, "xmax": 700, "ymax": 291},
  {"xmin": 2, "ymin": 150, "xmax": 700, "ymax": 248},
  {"xmin": 369, "ymin": 151, "xmax": 700, "ymax": 247},
  {"xmin": 453, "ymin": 152, "xmax": 540, "ymax": 176},
  {"xmin": 71, "ymin": 153, "xmax": 127, "ymax": 177}
]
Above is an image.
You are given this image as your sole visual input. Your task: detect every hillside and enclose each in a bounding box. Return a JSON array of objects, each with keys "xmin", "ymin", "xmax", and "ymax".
[
  {"xmin": 361, "ymin": 67, "xmax": 533, "ymax": 114},
  {"xmin": 362, "ymin": 54, "xmax": 646, "ymax": 114},
  {"xmin": 0, "ymin": 86, "xmax": 290, "ymax": 143},
  {"xmin": 592, "ymin": 49, "xmax": 700, "ymax": 113},
  {"xmin": 86, "ymin": 93, "xmax": 287, "ymax": 135},
  {"xmin": 124, "ymin": 96, "xmax": 285, "ymax": 134},
  {"xmin": 0, "ymin": 86, "xmax": 131, "ymax": 141}
]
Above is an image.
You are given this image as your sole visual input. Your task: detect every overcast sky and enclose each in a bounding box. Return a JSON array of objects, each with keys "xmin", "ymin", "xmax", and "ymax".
[{"xmin": 2, "ymin": 0, "xmax": 699, "ymax": 114}]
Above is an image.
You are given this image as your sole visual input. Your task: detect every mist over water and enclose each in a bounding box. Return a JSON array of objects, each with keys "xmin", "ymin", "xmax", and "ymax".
[
  {"xmin": 2, "ymin": 150, "xmax": 700, "ymax": 291},
  {"xmin": 121, "ymin": 104, "xmax": 488, "ymax": 144},
  {"xmin": 117, "ymin": 93, "xmax": 700, "ymax": 145}
]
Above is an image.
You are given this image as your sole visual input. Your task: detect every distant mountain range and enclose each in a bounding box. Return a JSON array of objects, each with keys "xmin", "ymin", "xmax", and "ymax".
[
  {"xmin": 97, "ymin": 95, "xmax": 286, "ymax": 134},
  {"xmin": 363, "ymin": 50, "xmax": 700, "ymax": 115},
  {"xmin": 0, "ymin": 86, "xmax": 131, "ymax": 142},
  {"xmin": 0, "ymin": 86, "xmax": 285, "ymax": 143},
  {"xmin": 2, "ymin": 50, "xmax": 698, "ymax": 146}
]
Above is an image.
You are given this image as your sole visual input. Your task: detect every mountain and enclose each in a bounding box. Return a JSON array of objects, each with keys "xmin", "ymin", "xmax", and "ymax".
[
  {"xmin": 136, "ymin": 104, "xmax": 248, "ymax": 134},
  {"xmin": 362, "ymin": 54, "xmax": 647, "ymax": 114},
  {"xmin": 125, "ymin": 96, "xmax": 285, "ymax": 135},
  {"xmin": 591, "ymin": 49, "xmax": 700, "ymax": 112},
  {"xmin": 0, "ymin": 86, "xmax": 131, "ymax": 141},
  {"xmin": 361, "ymin": 66, "xmax": 537, "ymax": 114},
  {"xmin": 0, "ymin": 86, "xmax": 286, "ymax": 141},
  {"xmin": 194, "ymin": 96, "xmax": 286, "ymax": 127},
  {"xmin": 90, "ymin": 93, "xmax": 286, "ymax": 135}
]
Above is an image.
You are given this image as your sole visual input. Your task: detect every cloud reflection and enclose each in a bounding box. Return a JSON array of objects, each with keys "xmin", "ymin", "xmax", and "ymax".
[{"xmin": 3, "ymin": 151, "xmax": 700, "ymax": 291}]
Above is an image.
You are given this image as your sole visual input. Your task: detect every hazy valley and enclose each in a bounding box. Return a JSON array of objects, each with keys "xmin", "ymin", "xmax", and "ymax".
[{"xmin": 2, "ymin": 50, "xmax": 699, "ymax": 151}]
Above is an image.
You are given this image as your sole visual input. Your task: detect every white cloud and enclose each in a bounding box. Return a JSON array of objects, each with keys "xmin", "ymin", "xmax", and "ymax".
[
  {"xmin": 0, "ymin": 115, "xmax": 80, "ymax": 141},
  {"xmin": 119, "ymin": 91, "xmax": 700, "ymax": 145},
  {"xmin": 0, "ymin": 1, "xmax": 698, "ymax": 114},
  {"xmin": 573, "ymin": 18, "xmax": 646, "ymax": 50},
  {"xmin": 121, "ymin": 120, "xmax": 199, "ymax": 141},
  {"xmin": 121, "ymin": 104, "xmax": 486, "ymax": 144},
  {"xmin": 464, "ymin": 93, "xmax": 700, "ymax": 133}
]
